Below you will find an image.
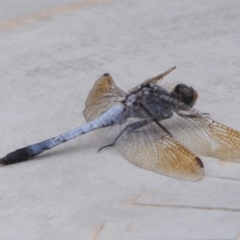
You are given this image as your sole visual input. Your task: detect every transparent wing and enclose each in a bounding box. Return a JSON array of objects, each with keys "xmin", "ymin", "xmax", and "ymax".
[
  {"xmin": 160, "ymin": 106, "xmax": 240, "ymax": 162},
  {"xmin": 107, "ymin": 107, "xmax": 204, "ymax": 181},
  {"xmin": 142, "ymin": 66, "xmax": 176, "ymax": 85},
  {"xmin": 83, "ymin": 73, "xmax": 126, "ymax": 122},
  {"xmin": 127, "ymin": 66, "xmax": 176, "ymax": 94},
  {"xmin": 83, "ymin": 67, "xmax": 176, "ymax": 122}
]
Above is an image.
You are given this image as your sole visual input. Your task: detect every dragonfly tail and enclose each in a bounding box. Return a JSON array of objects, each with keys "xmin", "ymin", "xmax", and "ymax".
[
  {"xmin": 0, "ymin": 122, "xmax": 97, "ymax": 165},
  {"xmin": 0, "ymin": 147, "xmax": 31, "ymax": 165},
  {"xmin": 0, "ymin": 105, "xmax": 125, "ymax": 165}
]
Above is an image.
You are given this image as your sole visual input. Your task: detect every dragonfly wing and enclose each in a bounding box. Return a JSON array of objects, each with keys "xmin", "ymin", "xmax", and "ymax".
[
  {"xmin": 107, "ymin": 108, "xmax": 204, "ymax": 181},
  {"xmin": 83, "ymin": 73, "xmax": 126, "ymax": 122},
  {"xmin": 161, "ymin": 108, "xmax": 240, "ymax": 161},
  {"xmin": 142, "ymin": 66, "xmax": 176, "ymax": 85},
  {"xmin": 126, "ymin": 66, "xmax": 176, "ymax": 94}
]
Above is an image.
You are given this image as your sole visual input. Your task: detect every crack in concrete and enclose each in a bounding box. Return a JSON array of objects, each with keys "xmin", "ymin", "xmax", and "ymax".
[
  {"xmin": 129, "ymin": 195, "xmax": 240, "ymax": 213},
  {"xmin": 205, "ymin": 175, "xmax": 240, "ymax": 182},
  {"xmin": 90, "ymin": 222, "xmax": 105, "ymax": 240},
  {"xmin": 0, "ymin": 0, "xmax": 116, "ymax": 31}
]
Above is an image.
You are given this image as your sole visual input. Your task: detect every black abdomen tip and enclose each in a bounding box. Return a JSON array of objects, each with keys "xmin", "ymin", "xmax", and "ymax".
[
  {"xmin": 0, "ymin": 147, "xmax": 31, "ymax": 165},
  {"xmin": 103, "ymin": 73, "xmax": 110, "ymax": 77}
]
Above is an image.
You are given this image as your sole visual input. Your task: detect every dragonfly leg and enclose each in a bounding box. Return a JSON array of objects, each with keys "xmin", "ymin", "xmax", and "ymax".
[
  {"xmin": 97, "ymin": 144, "xmax": 114, "ymax": 152},
  {"xmin": 155, "ymin": 121, "xmax": 172, "ymax": 136},
  {"xmin": 98, "ymin": 121, "xmax": 147, "ymax": 152},
  {"xmin": 176, "ymin": 112, "xmax": 198, "ymax": 118}
]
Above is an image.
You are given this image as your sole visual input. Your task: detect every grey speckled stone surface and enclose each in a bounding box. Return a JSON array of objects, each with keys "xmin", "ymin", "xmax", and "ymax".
[{"xmin": 0, "ymin": 0, "xmax": 240, "ymax": 239}]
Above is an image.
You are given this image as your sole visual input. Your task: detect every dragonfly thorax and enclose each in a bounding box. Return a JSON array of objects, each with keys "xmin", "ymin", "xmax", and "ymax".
[
  {"xmin": 123, "ymin": 86, "xmax": 151, "ymax": 107},
  {"xmin": 122, "ymin": 84, "xmax": 174, "ymax": 121}
]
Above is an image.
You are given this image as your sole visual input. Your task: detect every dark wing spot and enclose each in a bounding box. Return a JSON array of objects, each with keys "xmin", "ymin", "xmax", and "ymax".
[{"xmin": 195, "ymin": 157, "xmax": 204, "ymax": 168}]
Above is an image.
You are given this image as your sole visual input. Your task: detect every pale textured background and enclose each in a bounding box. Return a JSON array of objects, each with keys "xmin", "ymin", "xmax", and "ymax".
[{"xmin": 0, "ymin": 0, "xmax": 240, "ymax": 239}]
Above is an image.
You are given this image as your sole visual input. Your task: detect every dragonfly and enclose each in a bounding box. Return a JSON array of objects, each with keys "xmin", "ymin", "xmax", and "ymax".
[{"xmin": 1, "ymin": 66, "xmax": 240, "ymax": 181}]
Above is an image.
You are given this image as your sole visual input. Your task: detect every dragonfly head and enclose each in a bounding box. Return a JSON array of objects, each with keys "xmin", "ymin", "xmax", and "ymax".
[{"xmin": 171, "ymin": 84, "xmax": 198, "ymax": 107}]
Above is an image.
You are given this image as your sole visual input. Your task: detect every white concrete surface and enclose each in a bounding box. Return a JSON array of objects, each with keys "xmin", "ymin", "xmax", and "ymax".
[{"xmin": 0, "ymin": 0, "xmax": 240, "ymax": 239}]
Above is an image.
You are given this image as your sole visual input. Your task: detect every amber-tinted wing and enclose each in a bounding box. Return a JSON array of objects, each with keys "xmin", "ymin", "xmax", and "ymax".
[
  {"xmin": 143, "ymin": 66, "xmax": 176, "ymax": 85},
  {"xmin": 107, "ymin": 107, "xmax": 204, "ymax": 181},
  {"xmin": 127, "ymin": 66, "xmax": 176, "ymax": 94},
  {"xmin": 160, "ymin": 107, "xmax": 240, "ymax": 162},
  {"xmin": 83, "ymin": 73, "xmax": 125, "ymax": 122},
  {"xmin": 83, "ymin": 67, "xmax": 176, "ymax": 122}
]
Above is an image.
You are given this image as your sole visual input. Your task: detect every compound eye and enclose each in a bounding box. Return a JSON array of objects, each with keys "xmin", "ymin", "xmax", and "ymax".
[
  {"xmin": 180, "ymin": 88, "xmax": 194, "ymax": 105},
  {"xmin": 174, "ymin": 84, "xmax": 188, "ymax": 94},
  {"xmin": 171, "ymin": 84, "xmax": 198, "ymax": 107}
]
